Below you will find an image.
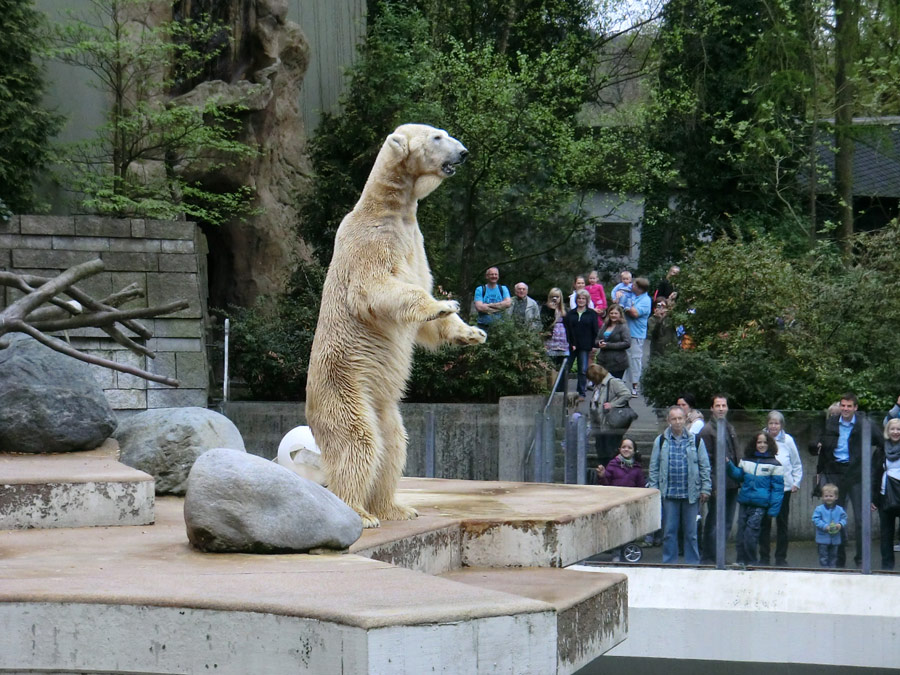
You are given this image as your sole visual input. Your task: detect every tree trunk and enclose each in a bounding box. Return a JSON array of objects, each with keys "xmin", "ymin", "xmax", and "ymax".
[{"xmin": 834, "ymin": 0, "xmax": 858, "ymax": 256}]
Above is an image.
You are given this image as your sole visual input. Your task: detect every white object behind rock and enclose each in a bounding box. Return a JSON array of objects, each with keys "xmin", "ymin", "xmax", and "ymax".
[{"xmin": 276, "ymin": 426, "xmax": 325, "ymax": 485}]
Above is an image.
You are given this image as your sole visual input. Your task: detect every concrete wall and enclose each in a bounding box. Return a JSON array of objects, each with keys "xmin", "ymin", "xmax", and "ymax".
[
  {"xmin": 0, "ymin": 215, "xmax": 209, "ymax": 410},
  {"xmin": 220, "ymin": 397, "xmax": 548, "ymax": 482}
]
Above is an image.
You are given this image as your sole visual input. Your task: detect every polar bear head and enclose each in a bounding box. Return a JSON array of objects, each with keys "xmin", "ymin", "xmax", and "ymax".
[{"xmin": 383, "ymin": 124, "xmax": 468, "ymax": 199}]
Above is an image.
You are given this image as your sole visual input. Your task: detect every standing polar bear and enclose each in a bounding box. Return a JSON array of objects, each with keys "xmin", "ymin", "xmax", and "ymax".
[{"xmin": 306, "ymin": 124, "xmax": 486, "ymax": 528}]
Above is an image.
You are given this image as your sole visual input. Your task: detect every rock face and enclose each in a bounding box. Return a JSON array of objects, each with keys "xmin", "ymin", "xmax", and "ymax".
[
  {"xmin": 172, "ymin": 0, "xmax": 314, "ymax": 307},
  {"xmin": 0, "ymin": 335, "xmax": 117, "ymax": 454},
  {"xmin": 115, "ymin": 407, "xmax": 245, "ymax": 495},
  {"xmin": 184, "ymin": 447, "xmax": 362, "ymax": 553}
]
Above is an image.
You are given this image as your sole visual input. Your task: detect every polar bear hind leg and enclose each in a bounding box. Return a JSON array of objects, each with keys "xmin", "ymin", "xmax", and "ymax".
[{"xmin": 366, "ymin": 400, "xmax": 418, "ymax": 522}]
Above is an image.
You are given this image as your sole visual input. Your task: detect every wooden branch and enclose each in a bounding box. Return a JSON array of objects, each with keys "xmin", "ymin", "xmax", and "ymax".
[{"xmin": 0, "ymin": 259, "xmax": 190, "ymax": 387}]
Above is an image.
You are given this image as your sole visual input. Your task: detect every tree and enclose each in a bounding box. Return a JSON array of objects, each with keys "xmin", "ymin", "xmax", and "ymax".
[
  {"xmin": 0, "ymin": 0, "xmax": 63, "ymax": 214},
  {"xmin": 51, "ymin": 0, "xmax": 256, "ymax": 224},
  {"xmin": 303, "ymin": 2, "xmax": 603, "ymax": 303}
]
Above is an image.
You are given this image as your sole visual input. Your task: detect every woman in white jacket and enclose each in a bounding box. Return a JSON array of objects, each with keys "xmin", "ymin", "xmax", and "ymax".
[{"xmin": 759, "ymin": 410, "xmax": 803, "ymax": 566}]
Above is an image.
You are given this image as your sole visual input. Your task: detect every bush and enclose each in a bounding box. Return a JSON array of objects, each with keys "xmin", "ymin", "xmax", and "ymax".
[
  {"xmin": 407, "ymin": 315, "xmax": 552, "ymax": 403},
  {"xmin": 224, "ymin": 262, "xmax": 324, "ymax": 401}
]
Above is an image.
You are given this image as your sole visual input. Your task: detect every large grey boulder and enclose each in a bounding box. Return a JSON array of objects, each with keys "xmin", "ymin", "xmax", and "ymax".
[
  {"xmin": 184, "ymin": 448, "xmax": 362, "ymax": 553},
  {"xmin": 0, "ymin": 334, "xmax": 117, "ymax": 454},
  {"xmin": 115, "ymin": 407, "xmax": 245, "ymax": 495}
]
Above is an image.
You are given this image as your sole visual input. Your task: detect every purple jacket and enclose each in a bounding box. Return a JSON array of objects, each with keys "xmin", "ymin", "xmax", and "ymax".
[{"xmin": 597, "ymin": 455, "xmax": 646, "ymax": 488}]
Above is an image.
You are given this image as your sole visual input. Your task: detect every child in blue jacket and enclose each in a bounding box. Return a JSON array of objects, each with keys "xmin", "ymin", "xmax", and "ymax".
[
  {"xmin": 812, "ymin": 483, "xmax": 847, "ymax": 568},
  {"xmin": 726, "ymin": 432, "xmax": 784, "ymax": 566}
]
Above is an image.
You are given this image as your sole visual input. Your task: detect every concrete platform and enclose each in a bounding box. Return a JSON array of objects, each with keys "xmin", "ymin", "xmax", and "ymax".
[
  {"xmin": 0, "ymin": 478, "xmax": 657, "ymax": 674},
  {"xmin": 0, "ymin": 440, "xmax": 155, "ymax": 530}
]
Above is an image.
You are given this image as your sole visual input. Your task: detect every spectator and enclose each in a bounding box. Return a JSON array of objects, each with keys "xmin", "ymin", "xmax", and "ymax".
[
  {"xmin": 585, "ymin": 270, "xmax": 608, "ymax": 320},
  {"xmin": 595, "ymin": 304, "xmax": 630, "ymax": 379},
  {"xmin": 507, "ymin": 282, "xmax": 540, "ymax": 330},
  {"xmin": 568, "ymin": 275, "xmax": 595, "ymax": 310},
  {"xmin": 648, "ymin": 299, "xmax": 677, "ymax": 358},
  {"xmin": 677, "ymin": 393, "xmax": 705, "ymax": 435},
  {"xmin": 812, "ymin": 483, "xmax": 847, "ymax": 568},
  {"xmin": 595, "ymin": 437, "xmax": 646, "ymax": 561},
  {"xmin": 473, "ymin": 267, "xmax": 511, "ymax": 332},
  {"xmin": 815, "ymin": 392, "xmax": 883, "ymax": 567},
  {"xmin": 611, "ymin": 270, "xmax": 633, "ymax": 307},
  {"xmin": 760, "ymin": 411, "xmax": 803, "ymax": 566},
  {"xmin": 624, "ymin": 277, "xmax": 652, "ymax": 397},
  {"xmin": 884, "ymin": 393, "xmax": 900, "ymax": 427},
  {"xmin": 587, "ymin": 363, "xmax": 632, "ymax": 466},
  {"xmin": 563, "ymin": 289, "xmax": 599, "ymax": 403},
  {"xmin": 541, "ymin": 288, "xmax": 569, "ymax": 380},
  {"xmin": 699, "ymin": 394, "xmax": 740, "ymax": 563},
  {"xmin": 872, "ymin": 418, "xmax": 900, "ymax": 570},
  {"xmin": 726, "ymin": 432, "xmax": 784, "ymax": 567},
  {"xmin": 655, "ymin": 265, "xmax": 680, "ymax": 303},
  {"xmin": 648, "ymin": 405, "xmax": 711, "ymax": 564}
]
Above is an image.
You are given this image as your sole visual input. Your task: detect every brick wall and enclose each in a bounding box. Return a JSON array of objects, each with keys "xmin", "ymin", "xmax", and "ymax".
[{"xmin": 0, "ymin": 215, "xmax": 209, "ymax": 411}]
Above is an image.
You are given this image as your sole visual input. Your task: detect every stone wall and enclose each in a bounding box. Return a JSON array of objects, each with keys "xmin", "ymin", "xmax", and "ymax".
[{"xmin": 0, "ymin": 215, "xmax": 209, "ymax": 411}]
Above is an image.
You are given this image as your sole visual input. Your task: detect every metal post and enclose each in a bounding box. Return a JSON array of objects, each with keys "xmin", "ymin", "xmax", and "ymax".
[
  {"xmin": 576, "ymin": 413, "xmax": 587, "ymax": 485},
  {"xmin": 425, "ymin": 410, "xmax": 436, "ymax": 479},
  {"xmin": 565, "ymin": 416, "xmax": 577, "ymax": 484},
  {"xmin": 861, "ymin": 415, "xmax": 872, "ymax": 574},
  {"xmin": 223, "ymin": 317, "xmax": 230, "ymax": 403},
  {"xmin": 716, "ymin": 421, "xmax": 727, "ymax": 570},
  {"xmin": 533, "ymin": 412, "xmax": 544, "ymax": 483},
  {"xmin": 561, "ymin": 356, "xmax": 570, "ymax": 426},
  {"xmin": 542, "ymin": 412, "xmax": 555, "ymax": 482}
]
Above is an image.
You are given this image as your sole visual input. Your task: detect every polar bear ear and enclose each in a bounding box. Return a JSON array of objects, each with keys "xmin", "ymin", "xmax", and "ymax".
[{"xmin": 387, "ymin": 133, "xmax": 409, "ymax": 158}]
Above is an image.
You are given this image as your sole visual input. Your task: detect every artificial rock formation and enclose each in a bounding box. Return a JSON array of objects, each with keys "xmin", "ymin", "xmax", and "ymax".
[
  {"xmin": 184, "ymin": 447, "xmax": 362, "ymax": 553},
  {"xmin": 172, "ymin": 0, "xmax": 313, "ymax": 307},
  {"xmin": 115, "ymin": 407, "xmax": 246, "ymax": 495},
  {"xmin": 0, "ymin": 335, "xmax": 117, "ymax": 454}
]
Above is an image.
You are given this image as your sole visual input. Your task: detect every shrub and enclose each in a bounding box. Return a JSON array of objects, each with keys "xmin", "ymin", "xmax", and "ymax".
[{"xmin": 407, "ymin": 315, "xmax": 552, "ymax": 403}]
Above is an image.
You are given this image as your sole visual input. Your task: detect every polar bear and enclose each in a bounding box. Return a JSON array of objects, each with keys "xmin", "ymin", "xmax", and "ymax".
[{"xmin": 305, "ymin": 124, "xmax": 486, "ymax": 528}]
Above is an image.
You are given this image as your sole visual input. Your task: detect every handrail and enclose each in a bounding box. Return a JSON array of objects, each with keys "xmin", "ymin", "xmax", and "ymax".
[{"xmin": 523, "ymin": 356, "xmax": 572, "ymax": 477}]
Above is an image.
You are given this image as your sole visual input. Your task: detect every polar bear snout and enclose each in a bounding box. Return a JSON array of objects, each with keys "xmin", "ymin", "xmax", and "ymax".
[{"xmin": 442, "ymin": 145, "xmax": 468, "ymax": 176}]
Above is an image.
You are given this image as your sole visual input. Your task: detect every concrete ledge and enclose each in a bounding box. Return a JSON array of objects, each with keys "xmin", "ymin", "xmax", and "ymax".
[
  {"xmin": 442, "ymin": 567, "xmax": 628, "ymax": 674},
  {"xmin": 573, "ymin": 565, "xmax": 900, "ymax": 670},
  {"xmin": 0, "ymin": 479, "xmax": 656, "ymax": 674},
  {"xmin": 0, "ymin": 442, "xmax": 154, "ymax": 529}
]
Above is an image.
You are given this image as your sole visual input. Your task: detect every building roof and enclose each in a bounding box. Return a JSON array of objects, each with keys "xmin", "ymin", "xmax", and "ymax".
[{"xmin": 816, "ymin": 119, "xmax": 900, "ymax": 198}]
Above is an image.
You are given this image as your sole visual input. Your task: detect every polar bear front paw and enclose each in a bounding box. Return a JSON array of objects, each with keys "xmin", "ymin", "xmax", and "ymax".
[
  {"xmin": 454, "ymin": 326, "xmax": 487, "ymax": 345},
  {"xmin": 352, "ymin": 506, "xmax": 381, "ymax": 529},
  {"xmin": 428, "ymin": 299, "xmax": 460, "ymax": 320}
]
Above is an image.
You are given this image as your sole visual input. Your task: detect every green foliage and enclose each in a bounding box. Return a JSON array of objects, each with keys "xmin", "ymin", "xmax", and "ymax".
[
  {"xmin": 407, "ymin": 315, "xmax": 552, "ymax": 403},
  {"xmin": 303, "ymin": 2, "xmax": 601, "ymax": 303},
  {"xmin": 51, "ymin": 0, "xmax": 257, "ymax": 224},
  {"xmin": 0, "ymin": 0, "xmax": 64, "ymax": 213},
  {"xmin": 643, "ymin": 223, "xmax": 900, "ymax": 410},
  {"xmin": 224, "ymin": 262, "xmax": 326, "ymax": 401}
]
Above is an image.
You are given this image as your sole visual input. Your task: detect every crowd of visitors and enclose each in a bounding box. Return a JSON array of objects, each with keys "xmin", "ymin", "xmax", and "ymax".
[{"xmin": 469, "ymin": 266, "xmax": 898, "ymax": 571}]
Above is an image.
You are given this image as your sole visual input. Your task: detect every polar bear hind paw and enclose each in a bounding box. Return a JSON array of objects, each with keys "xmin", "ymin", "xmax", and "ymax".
[
  {"xmin": 353, "ymin": 506, "xmax": 381, "ymax": 529},
  {"xmin": 375, "ymin": 503, "xmax": 419, "ymax": 521}
]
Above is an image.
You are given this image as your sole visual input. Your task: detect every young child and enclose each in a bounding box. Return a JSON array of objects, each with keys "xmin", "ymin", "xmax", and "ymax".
[
  {"xmin": 812, "ymin": 483, "xmax": 847, "ymax": 568},
  {"xmin": 595, "ymin": 437, "xmax": 645, "ymax": 487},
  {"xmin": 568, "ymin": 275, "xmax": 595, "ymax": 310},
  {"xmin": 726, "ymin": 432, "xmax": 784, "ymax": 566},
  {"xmin": 595, "ymin": 438, "xmax": 646, "ymax": 561},
  {"xmin": 585, "ymin": 270, "xmax": 608, "ymax": 320}
]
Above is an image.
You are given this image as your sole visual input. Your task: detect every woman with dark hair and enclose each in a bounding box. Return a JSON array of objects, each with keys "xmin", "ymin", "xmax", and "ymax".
[
  {"xmin": 595, "ymin": 303, "xmax": 630, "ymax": 379},
  {"xmin": 726, "ymin": 432, "xmax": 784, "ymax": 567},
  {"xmin": 677, "ymin": 393, "xmax": 705, "ymax": 435}
]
